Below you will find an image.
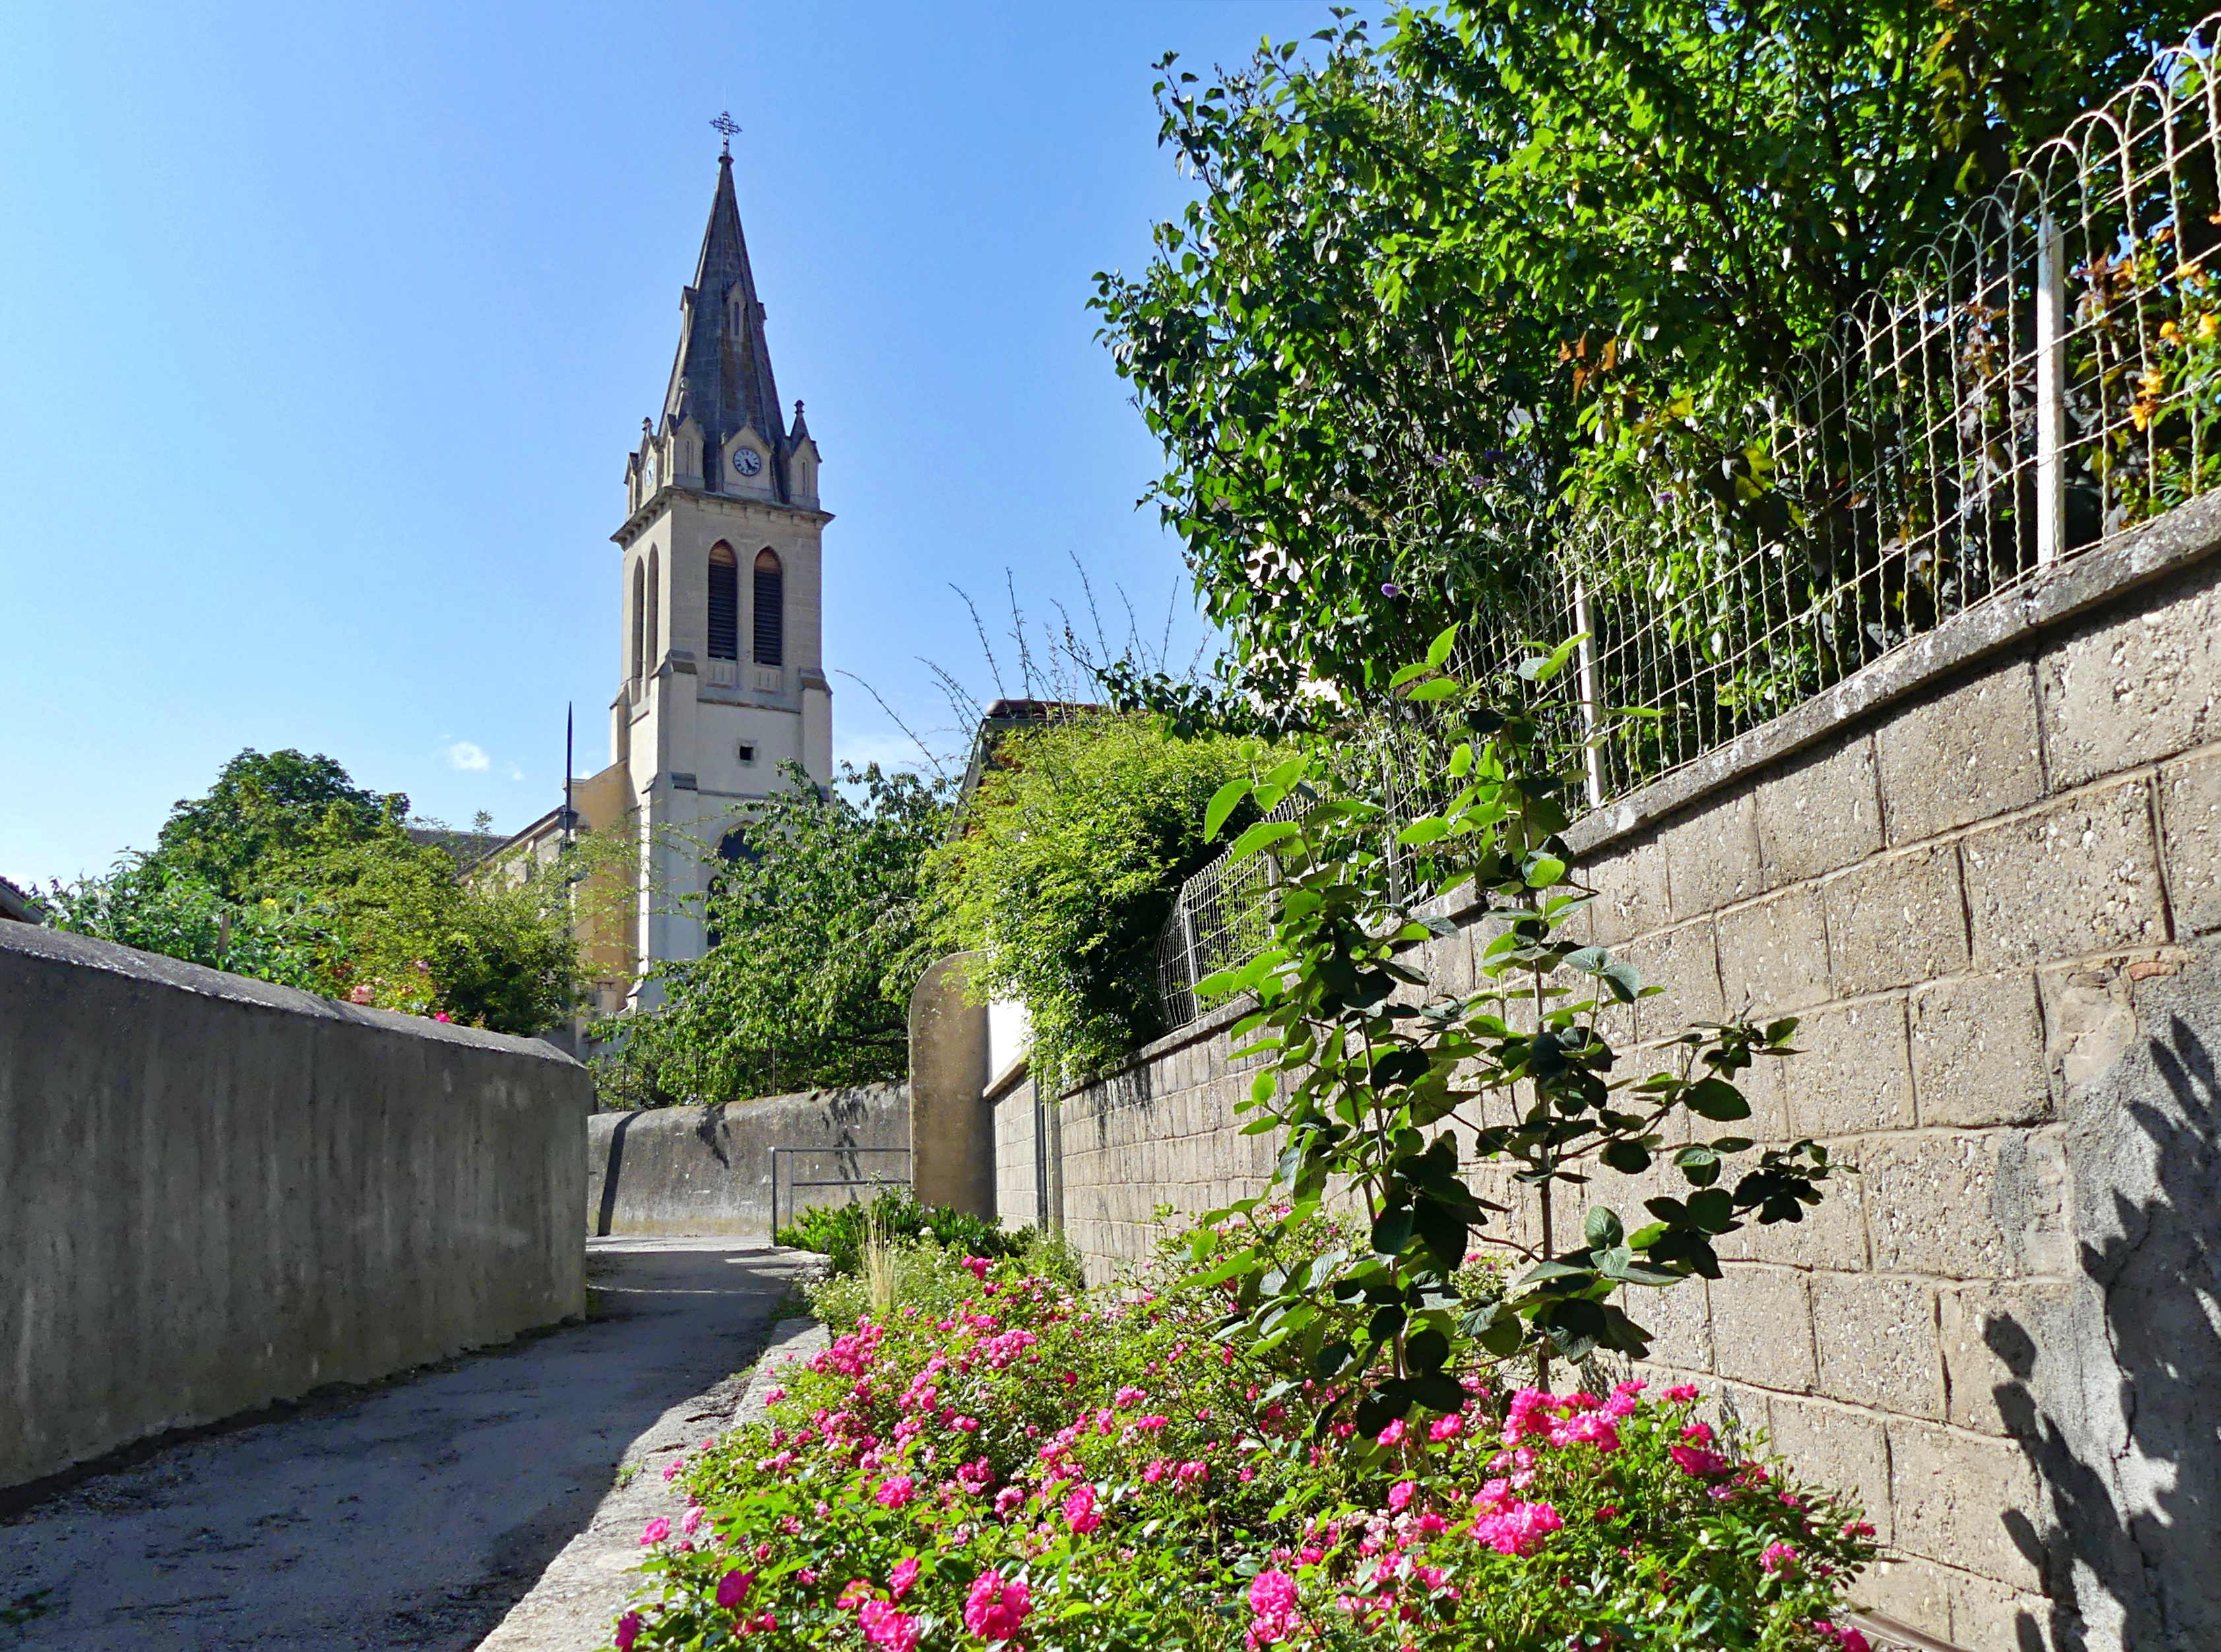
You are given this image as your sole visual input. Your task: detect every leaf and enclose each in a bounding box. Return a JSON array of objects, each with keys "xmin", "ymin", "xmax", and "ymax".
[
  {"xmin": 1584, "ymin": 1205, "xmax": 1625, "ymax": 1248},
  {"xmin": 1351, "ymin": 1389, "xmax": 1407, "ymax": 1438},
  {"xmin": 1405, "ymin": 678, "xmax": 1460, "ymax": 703},
  {"xmin": 1367, "ymin": 1302, "xmax": 1407, "ymax": 1343},
  {"xmin": 1479, "ymin": 1310, "xmax": 1525, "ymax": 1356},
  {"xmin": 1312, "ymin": 1339, "xmax": 1354, "ymax": 1378},
  {"xmin": 1370, "ymin": 1207, "xmax": 1415, "ymax": 1257},
  {"xmin": 1601, "ymin": 960, "xmax": 1642, "ymax": 1002},
  {"xmin": 1204, "ymin": 778, "xmax": 1253, "ymax": 842},
  {"xmin": 1562, "ymin": 945, "xmax": 1609, "ymax": 974},
  {"xmin": 1524, "ymin": 853, "xmax": 1567, "ymax": 888},
  {"xmin": 1517, "ymin": 633, "xmax": 1585, "ymax": 685},
  {"xmin": 1425, "ymin": 623, "xmax": 1460, "ymax": 670},
  {"xmin": 1397, "ymin": 817, "xmax": 1451, "ymax": 846},
  {"xmin": 1687, "ymin": 1187, "xmax": 1736, "ymax": 1231},
  {"xmin": 1226, "ymin": 818, "xmax": 1300, "ymax": 865},
  {"xmin": 1684, "ymin": 1077, "xmax": 1753, "ymax": 1120},
  {"xmin": 1599, "ymin": 1138, "xmax": 1651, "ymax": 1174},
  {"xmin": 1405, "ymin": 1371, "xmax": 1467, "ymax": 1412},
  {"xmin": 1403, "ymin": 1327, "xmax": 1450, "ymax": 1372},
  {"xmin": 1410, "ymin": 1195, "xmax": 1471, "ymax": 1271}
]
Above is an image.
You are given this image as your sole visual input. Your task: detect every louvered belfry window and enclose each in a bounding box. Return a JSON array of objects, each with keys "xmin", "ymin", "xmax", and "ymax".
[
  {"xmin": 707, "ymin": 543, "xmax": 739, "ymax": 660},
  {"xmin": 753, "ymin": 549, "xmax": 784, "ymax": 667}
]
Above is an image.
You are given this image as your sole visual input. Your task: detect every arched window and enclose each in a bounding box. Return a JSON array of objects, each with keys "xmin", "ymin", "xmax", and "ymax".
[
  {"xmin": 645, "ymin": 547, "xmax": 661, "ymax": 670},
  {"xmin": 707, "ymin": 542, "xmax": 739, "ymax": 660},
  {"xmin": 753, "ymin": 548, "xmax": 784, "ymax": 666},
  {"xmin": 630, "ymin": 558, "xmax": 646, "ymax": 683}
]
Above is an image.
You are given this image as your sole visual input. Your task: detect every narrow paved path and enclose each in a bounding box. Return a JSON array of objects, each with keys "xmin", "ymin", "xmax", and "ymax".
[{"xmin": 0, "ymin": 1238, "xmax": 812, "ymax": 1652}]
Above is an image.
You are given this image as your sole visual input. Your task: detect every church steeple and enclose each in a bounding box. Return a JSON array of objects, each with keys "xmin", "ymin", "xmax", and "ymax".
[{"xmin": 662, "ymin": 150, "xmax": 787, "ymax": 488}]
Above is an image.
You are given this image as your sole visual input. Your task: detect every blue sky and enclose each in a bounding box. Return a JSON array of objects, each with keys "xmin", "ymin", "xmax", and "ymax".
[{"xmin": 0, "ymin": 0, "xmax": 1331, "ymax": 886}]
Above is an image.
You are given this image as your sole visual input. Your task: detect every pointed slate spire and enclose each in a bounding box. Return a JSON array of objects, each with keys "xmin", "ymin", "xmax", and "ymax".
[{"xmin": 662, "ymin": 151, "xmax": 785, "ymax": 470}]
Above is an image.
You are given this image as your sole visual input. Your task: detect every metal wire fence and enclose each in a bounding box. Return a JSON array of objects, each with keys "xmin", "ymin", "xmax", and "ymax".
[{"xmin": 1156, "ymin": 19, "xmax": 2221, "ymax": 1030}]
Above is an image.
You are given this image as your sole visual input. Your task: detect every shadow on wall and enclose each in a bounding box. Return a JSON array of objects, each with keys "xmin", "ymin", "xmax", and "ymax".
[
  {"xmin": 1987, "ymin": 961, "xmax": 2220, "ymax": 1652},
  {"xmin": 595, "ymin": 1111, "xmax": 635, "ymax": 1238}
]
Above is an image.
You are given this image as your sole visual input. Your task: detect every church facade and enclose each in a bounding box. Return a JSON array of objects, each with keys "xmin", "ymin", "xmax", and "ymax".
[{"xmin": 494, "ymin": 147, "xmax": 831, "ymax": 1016}]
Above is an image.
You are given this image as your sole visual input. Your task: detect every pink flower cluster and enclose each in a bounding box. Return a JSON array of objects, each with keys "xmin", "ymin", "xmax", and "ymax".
[
  {"xmin": 1468, "ymin": 1485, "xmax": 1564, "ymax": 1556},
  {"xmin": 1063, "ymin": 1482, "xmax": 1102, "ymax": 1535},
  {"xmin": 1246, "ymin": 1568, "xmax": 1302, "ymax": 1649},
  {"xmin": 1669, "ymin": 1420, "xmax": 1733, "ymax": 1478},
  {"xmin": 963, "ymin": 1569, "xmax": 1032, "ymax": 1641}
]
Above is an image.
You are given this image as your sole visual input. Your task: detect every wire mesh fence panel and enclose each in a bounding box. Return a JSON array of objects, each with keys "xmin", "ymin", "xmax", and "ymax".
[{"xmin": 1152, "ymin": 20, "xmax": 2221, "ymax": 1032}]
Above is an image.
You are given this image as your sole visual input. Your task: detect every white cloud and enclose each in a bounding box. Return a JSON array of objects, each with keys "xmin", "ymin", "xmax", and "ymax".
[
  {"xmin": 443, "ymin": 740, "xmax": 491, "ymax": 772},
  {"xmin": 506, "ymin": 763, "xmax": 525, "ymax": 782}
]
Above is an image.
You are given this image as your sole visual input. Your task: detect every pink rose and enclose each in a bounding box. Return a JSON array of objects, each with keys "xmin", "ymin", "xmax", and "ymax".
[
  {"xmin": 890, "ymin": 1557, "xmax": 920, "ymax": 1601},
  {"xmin": 859, "ymin": 1599, "xmax": 921, "ymax": 1652},
  {"xmin": 717, "ymin": 1570, "xmax": 755, "ymax": 1609},
  {"xmin": 1761, "ymin": 1541, "xmax": 1800, "ymax": 1575},
  {"xmin": 963, "ymin": 1570, "xmax": 1032, "ymax": 1641},
  {"xmin": 638, "ymin": 1517, "xmax": 670, "ymax": 1546},
  {"xmin": 1386, "ymin": 1480, "xmax": 1417, "ymax": 1513},
  {"xmin": 1664, "ymin": 1383, "xmax": 1700, "ymax": 1402},
  {"xmin": 615, "ymin": 1611, "xmax": 642, "ymax": 1650},
  {"xmin": 1670, "ymin": 1444, "xmax": 1733, "ymax": 1477},
  {"xmin": 876, "ymin": 1475, "xmax": 916, "ymax": 1509},
  {"xmin": 1064, "ymin": 1483, "xmax": 1102, "ymax": 1535}
]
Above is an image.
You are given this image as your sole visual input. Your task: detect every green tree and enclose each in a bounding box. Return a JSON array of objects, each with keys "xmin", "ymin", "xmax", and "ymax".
[
  {"xmin": 48, "ymin": 749, "xmax": 579, "ymax": 1035},
  {"xmin": 150, "ymin": 747, "xmax": 401, "ymax": 897},
  {"xmin": 924, "ymin": 713, "xmax": 1260, "ymax": 1093},
  {"xmin": 601, "ymin": 763, "xmax": 950, "ymax": 1106},
  {"xmin": 1094, "ymin": 0, "xmax": 2203, "ymax": 699}
]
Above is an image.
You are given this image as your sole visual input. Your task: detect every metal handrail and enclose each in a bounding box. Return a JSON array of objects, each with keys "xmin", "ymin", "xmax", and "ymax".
[{"xmin": 767, "ymin": 1145, "xmax": 912, "ymax": 1240}]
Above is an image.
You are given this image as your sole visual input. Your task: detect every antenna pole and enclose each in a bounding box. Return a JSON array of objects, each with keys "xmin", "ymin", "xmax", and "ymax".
[{"xmin": 564, "ymin": 703, "xmax": 575, "ymax": 848}]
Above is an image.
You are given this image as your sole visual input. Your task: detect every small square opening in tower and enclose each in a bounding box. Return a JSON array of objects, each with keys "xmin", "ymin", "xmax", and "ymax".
[{"xmin": 738, "ymin": 741, "xmax": 757, "ymax": 765}]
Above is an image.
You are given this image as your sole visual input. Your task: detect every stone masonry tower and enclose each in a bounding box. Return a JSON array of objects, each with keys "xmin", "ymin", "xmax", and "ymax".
[{"xmin": 608, "ymin": 146, "xmax": 832, "ymax": 998}]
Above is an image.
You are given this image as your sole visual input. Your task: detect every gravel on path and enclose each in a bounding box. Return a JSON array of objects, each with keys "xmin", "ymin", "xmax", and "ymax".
[{"xmin": 0, "ymin": 1238, "xmax": 813, "ymax": 1652}]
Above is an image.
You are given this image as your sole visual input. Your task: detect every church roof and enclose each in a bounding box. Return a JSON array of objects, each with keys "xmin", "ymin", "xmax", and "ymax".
[{"xmin": 662, "ymin": 151, "xmax": 786, "ymax": 461}]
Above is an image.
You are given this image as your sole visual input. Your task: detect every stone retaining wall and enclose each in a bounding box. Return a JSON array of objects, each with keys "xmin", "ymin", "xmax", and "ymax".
[
  {"xmin": 1052, "ymin": 495, "xmax": 2221, "ymax": 1652},
  {"xmin": 0, "ymin": 925, "xmax": 590, "ymax": 1492}
]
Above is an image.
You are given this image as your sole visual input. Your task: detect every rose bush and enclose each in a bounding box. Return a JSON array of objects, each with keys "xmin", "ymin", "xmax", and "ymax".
[{"xmin": 609, "ymin": 1240, "xmax": 1877, "ymax": 1652}]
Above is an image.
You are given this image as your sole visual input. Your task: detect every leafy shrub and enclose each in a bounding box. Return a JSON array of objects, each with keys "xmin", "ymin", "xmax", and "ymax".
[
  {"xmin": 775, "ymin": 1192, "xmax": 1026, "ymax": 1278},
  {"xmin": 612, "ymin": 1236, "xmax": 1879, "ymax": 1652},
  {"xmin": 924, "ymin": 713, "xmax": 1262, "ymax": 1093}
]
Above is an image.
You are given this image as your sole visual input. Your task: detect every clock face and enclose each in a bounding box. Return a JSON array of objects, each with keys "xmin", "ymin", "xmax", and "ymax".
[{"xmin": 732, "ymin": 447, "xmax": 764, "ymax": 478}]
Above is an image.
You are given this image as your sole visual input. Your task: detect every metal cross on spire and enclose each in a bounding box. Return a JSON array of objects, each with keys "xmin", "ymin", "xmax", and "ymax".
[{"xmin": 710, "ymin": 111, "xmax": 740, "ymax": 155}]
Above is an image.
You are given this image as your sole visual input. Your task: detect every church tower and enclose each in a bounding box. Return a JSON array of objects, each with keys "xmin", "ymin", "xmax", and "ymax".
[{"xmin": 607, "ymin": 143, "xmax": 832, "ymax": 999}]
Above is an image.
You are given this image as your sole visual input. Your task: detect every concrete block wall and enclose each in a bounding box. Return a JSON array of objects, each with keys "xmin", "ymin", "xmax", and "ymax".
[
  {"xmin": 1053, "ymin": 498, "xmax": 2221, "ymax": 1652},
  {"xmin": 0, "ymin": 925, "xmax": 591, "ymax": 1492},
  {"xmin": 588, "ymin": 1083, "xmax": 908, "ymax": 1240}
]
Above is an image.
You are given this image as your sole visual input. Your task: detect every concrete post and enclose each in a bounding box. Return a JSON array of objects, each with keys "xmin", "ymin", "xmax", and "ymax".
[{"xmin": 907, "ymin": 951, "xmax": 995, "ymax": 1216}]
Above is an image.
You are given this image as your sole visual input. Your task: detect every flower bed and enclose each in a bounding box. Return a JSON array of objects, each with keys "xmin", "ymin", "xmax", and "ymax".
[{"xmin": 610, "ymin": 1244, "xmax": 1875, "ymax": 1652}]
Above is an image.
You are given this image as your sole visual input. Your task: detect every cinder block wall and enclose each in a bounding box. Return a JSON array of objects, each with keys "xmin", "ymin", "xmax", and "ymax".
[
  {"xmin": 1055, "ymin": 494, "xmax": 2221, "ymax": 1652},
  {"xmin": 0, "ymin": 926, "xmax": 591, "ymax": 1492},
  {"xmin": 589, "ymin": 1083, "xmax": 909, "ymax": 1239}
]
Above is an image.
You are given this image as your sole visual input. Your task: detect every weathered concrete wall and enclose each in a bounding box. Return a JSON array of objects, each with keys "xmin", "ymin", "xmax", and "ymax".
[
  {"xmin": 907, "ymin": 953, "xmax": 994, "ymax": 1217},
  {"xmin": 1056, "ymin": 495, "xmax": 2221, "ymax": 1652},
  {"xmin": 0, "ymin": 925, "xmax": 589, "ymax": 1492},
  {"xmin": 588, "ymin": 1083, "xmax": 909, "ymax": 1239}
]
